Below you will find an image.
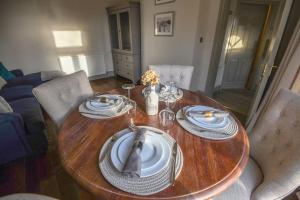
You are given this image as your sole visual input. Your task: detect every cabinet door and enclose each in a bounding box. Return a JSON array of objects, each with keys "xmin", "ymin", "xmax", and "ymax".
[
  {"xmin": 109, "ymin": 14, "xmax": 120, "ymax": 49},
  {"xmin": 119, "ymin": 11, "xmax": 131, "ymax": 51}
]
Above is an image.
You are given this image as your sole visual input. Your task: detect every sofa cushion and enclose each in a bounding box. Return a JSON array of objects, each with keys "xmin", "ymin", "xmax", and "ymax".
[
  {"xmin": 0, "ymin": 96, "xmax": 13, "ymax": 113},
  {"xmin": 0, "ymin": 85, "xmax": 34, "ymax": 102},
  {"xmin": 0, "ymin": 62, "xmax": 15, "ymax": 80},
  {"xmin": 9, "ymin": 97, "xmax": 47, "ymax": 154},
  {"xmin": 9, "ymin": 97, "xmax": 44, "ymax": 137},
  {"xmin": 0, "ymin": 113, "xmax": 31, "ymax": 164},
  {"xmin": 0, "ymin": 77, "xmax": 7, "ymax": 89},
  {"xmin": 5, "ymin": 72, "xmax": 42, "ymax": 88}
]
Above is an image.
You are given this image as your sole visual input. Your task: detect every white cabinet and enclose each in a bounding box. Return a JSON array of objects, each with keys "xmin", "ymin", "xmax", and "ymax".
[{"xmin": 107, "ymin": 2, "xmax": 141, "ymax": 83}]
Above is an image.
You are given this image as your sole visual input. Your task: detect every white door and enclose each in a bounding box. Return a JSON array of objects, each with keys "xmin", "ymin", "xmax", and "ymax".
[
  {"xmin": 222, "ymin": 3, "xmax": 269, "ymax": 89},
  {"xmin": 246, "ymin": 0, "xmax": 293, "ymax": 125}
]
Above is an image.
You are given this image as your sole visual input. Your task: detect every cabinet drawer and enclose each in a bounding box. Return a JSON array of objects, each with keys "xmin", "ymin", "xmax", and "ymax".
[
  {"xmin": 113, "ymin": 59, "xmax": 121, "ymax": 66},
  {"xmin": 113, "ymin": 54, "xmax": 122, "ymax": 62},
  {"xmin": 122, "ymin": 55, "xmax": 133, "ymax": 63},
  {"xmin": 117, "ymin": 68, "xmax": 133, "ymax": 80},
  {"xmin": 123, "ymin": 63, "xmax": 134, "ymax": 70}
]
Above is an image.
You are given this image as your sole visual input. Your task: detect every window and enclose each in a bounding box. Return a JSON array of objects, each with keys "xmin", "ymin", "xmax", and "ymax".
[{"xmin": 228, "ymin": 35, "xmax": 244, "ymax": 50}]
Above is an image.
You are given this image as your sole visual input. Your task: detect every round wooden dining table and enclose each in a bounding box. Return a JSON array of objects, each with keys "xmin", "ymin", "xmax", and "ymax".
[{"xmin": 58, "ymin": 86, "xmax": 249, "ymax": 200}]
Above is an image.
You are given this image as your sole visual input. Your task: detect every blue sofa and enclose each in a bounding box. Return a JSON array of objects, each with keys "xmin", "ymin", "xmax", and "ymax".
[
  {"xmin": 0, "ymin": 69, "xmax": 47, "ymax": 165},
  {"xmin": 3, "ymin": 69, "xmax": 43, "ymax": 88}
]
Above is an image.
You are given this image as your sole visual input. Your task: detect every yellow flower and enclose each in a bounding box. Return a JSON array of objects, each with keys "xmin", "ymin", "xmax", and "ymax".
[{"xmin": 141, "ymin": 69, "xmax": 159, "ymax": 86}]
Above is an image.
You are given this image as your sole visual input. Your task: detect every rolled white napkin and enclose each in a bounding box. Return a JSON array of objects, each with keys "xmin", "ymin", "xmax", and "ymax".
[
  {"xmin": 187, "ymin": 110, "xmax": 229, "ymax": 118},
  {"xmin": 122, "ymin": 128, "xmax": 146, "ymax": 177},
  {"xmin": 89, "ymin": 97, "xmax": 116, "ymax": 106}
]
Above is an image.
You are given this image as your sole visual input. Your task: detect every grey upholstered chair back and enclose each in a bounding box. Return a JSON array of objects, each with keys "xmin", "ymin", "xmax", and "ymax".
[
  {"xmin": 249, "ymin": 89, "xmax": 300, "ymax": 199},
  {"xmin": 148, "ymin": 65, "xmax": 194, "ymax": 90},
  {"xmin": 0, "ymin": 193, "xmax": 58, "ymax": 200},
  {"xmin": 33, "ymin": 71, "xmax": 93, "ymax": 128}
]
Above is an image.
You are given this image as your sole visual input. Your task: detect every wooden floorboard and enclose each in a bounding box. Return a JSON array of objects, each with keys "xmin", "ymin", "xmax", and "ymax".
[{"xmin": 213, "ymin": 89, "xmax": 255, "ymax": 125}]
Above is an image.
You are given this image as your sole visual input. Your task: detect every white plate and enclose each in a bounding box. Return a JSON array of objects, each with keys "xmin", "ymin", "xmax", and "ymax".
[
  {"xmin": 185, "ymin": 106, "xmax": 228, "ymax": 129},
  {"xmin": 176, "ymin": 107, "xmax": 239, "ymax": 140},
  {"xmin": 110, "ymin": 130, "xmax": 171, "ymax": 178},
  {"xmin": 85, "ymin": 95, "xmax": 122, "ymax": 111}
]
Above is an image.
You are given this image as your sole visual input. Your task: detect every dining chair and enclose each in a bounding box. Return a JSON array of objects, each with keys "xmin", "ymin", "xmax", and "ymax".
[
  {"xmin": 215, "ymin": 89, "xmax": 300, "ymax": 200},
  {"xmin": 148, "ymin": 65, "xmax": 194, "ymax": 90},
  {"xmin": 33, "ymin": 70, "xmax": 93, "ymax": 128},
  {"xmin": 0, "ymin": 193, "xmax": 57, "ymax": 200}
]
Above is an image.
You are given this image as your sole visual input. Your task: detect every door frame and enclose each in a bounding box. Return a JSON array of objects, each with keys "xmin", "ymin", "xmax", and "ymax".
[
  {"xmin": 220, "ymin": 1, "xmax": 273, "ymax": 90},
  {"xmin": 246, "ymin": 20, "xmax": 300, "ymax": 131},
  {"xmin": 206, "ymin": 0, "xmax": 292, "ymax": 115},
  {"xmin": 246, "ymin": 0, "xmax": 293, "ymax": 125}
]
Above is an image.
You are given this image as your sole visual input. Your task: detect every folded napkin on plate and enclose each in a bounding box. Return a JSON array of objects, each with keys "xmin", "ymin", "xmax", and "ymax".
[
  {"xmin": 122, "ymin": 128, "xmax": 146, "ymax": 177},
  {"xmin": 90, "ymin": 97, "xmax": 116, "ymax": 105},
  {"xmin": 187, "ymin": 110, "xmax": 229, "ymax": 118}
]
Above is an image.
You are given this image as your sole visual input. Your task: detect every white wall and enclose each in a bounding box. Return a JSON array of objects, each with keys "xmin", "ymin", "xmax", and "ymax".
[
  {"xmin": 141, "ymin": 0, "xmax": 221, "ymax": 92},
  {"xmin": 0, "ymin": 0, "xmax": 126, "ymax": 76},
  {"xmin": 141, "ymin": 0, "xmax": 200, "ymax": 69},
  {"xmin": 190, "ymin": 0, "xmax": 222, "ymax": 91},
  {"xmin": 1, "ymin": 0, "xmax": 222, "ymax": 91}
]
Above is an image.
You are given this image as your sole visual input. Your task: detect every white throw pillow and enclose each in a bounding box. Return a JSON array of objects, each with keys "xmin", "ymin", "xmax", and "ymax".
[
  {"xmin": 0, "ymin": 96, "xmax": 13, "ymax": 113},
  {"xmin": 0, "ymin": 77, "xmax": 7, "ymax": 89}
]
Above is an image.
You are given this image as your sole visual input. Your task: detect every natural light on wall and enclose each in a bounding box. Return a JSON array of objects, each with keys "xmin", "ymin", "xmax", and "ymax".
[
  {"xmin": 52, "ymin": 31, "xmax": 83, "ymax": 48},
  {"xmin": 228, "ymin": 35, "xmax": 244, "ymax": 50},
  {"xmin": 78, "ymin": 54, "xmax": 89, "ymax": 75},
  {"xmin": 59, "ymin": 56, "xmax": 75, "ymax": 74},
  {"xmin": 59, "ymin": 55, "xmax": 89, "ymax": 75}
]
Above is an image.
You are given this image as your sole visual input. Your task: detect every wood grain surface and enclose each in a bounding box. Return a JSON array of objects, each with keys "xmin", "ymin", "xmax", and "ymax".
[{"xmin": 58, "ymin": 86, "xmax": 249, "ymax": 200}]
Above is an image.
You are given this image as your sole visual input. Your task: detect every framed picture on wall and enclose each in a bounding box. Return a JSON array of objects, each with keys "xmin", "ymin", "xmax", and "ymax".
[
  {"xmin": 154, "ymin": 12, "xmax": 174, "ymax": 36},
  {"xmin": 155, "ymin": 0, "xmax": 175, "ymax": 5}
]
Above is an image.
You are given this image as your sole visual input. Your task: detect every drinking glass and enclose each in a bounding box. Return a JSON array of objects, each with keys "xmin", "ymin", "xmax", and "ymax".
[
  {"xmin": 127, "ymin": 99, "xmax": 137, "ymax": 126},
  {"xmin": 165, "ymin": 93, "xmax": 177, "ymax": 110},
  {"xmin": 159, "ymin": 108, "xmax": 175, "ymax": 133},
  {"xmin": 166, "ymin": 81, "xmax": 177, "ymax": 94},
  {"xmin": 122, "ymin": 83, "xmax": 135, "ymax": 100}
]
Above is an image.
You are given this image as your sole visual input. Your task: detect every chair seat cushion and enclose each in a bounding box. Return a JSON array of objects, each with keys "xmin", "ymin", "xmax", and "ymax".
[{"xmin": 214, "ymin": 158, "xmax": 263, "ymax": 200}]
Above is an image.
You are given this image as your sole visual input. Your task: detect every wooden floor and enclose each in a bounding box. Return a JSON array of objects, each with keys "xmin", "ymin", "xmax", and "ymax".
[
  {"xmin": 0, "ymin": 77, "xmax": 298, "ymax": 200},
  {"xmin": 213, "ymin": 89, "xmax": 255, "ymax": 125}
]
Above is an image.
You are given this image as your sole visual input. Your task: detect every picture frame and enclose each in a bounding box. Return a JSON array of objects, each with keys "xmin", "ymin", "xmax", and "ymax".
[
  {"xmin": 155, "ymin": 0, "xmax": 175, "ymax": 5},
  {"xmin": 154, "ymin": 12, "xmax": 175, "ymax": 36}
]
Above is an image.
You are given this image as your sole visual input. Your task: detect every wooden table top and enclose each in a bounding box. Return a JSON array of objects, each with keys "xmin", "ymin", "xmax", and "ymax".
[{"xmin": 58, "ymin": 86, "xmax": 249, "ymax": 200}]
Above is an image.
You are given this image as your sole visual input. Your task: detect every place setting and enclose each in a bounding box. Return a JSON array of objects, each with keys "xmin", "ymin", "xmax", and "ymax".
[
  {"xmin": 98, "ymin": 103, "xmax": 183, "ymax": 196},
  {"xmin": 78, "ymin": 85, "xmax": 136, "ymax": 119},
  {"xmin": 141, "ymin": 71, "xmax": 183, "ymax": 103},
  {"xmin": 176, "ymin": 105, "xmax": 239, "ymax": 140}
]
